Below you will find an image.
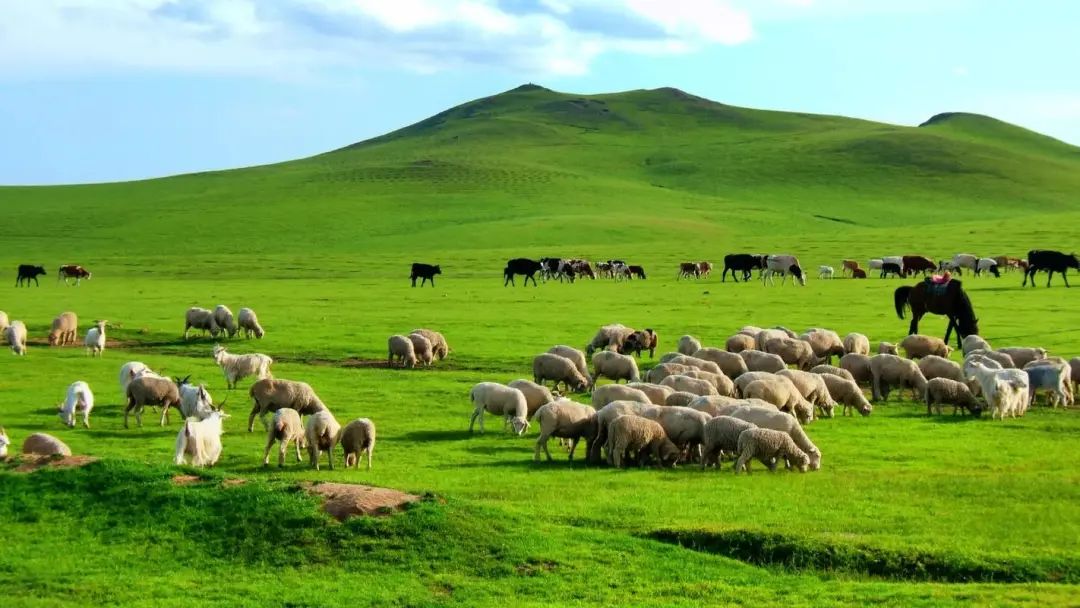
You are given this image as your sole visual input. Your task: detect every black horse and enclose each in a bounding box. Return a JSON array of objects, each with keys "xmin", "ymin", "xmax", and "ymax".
[{"xmin": 895, "ymin": 280, "xmax": 979, "ymax": 349}]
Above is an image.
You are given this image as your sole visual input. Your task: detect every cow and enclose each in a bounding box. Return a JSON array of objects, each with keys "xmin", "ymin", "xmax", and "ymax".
[
  {"xmin": 841, "ymin": 259, "xmax": 861, "ymax": 277},
  {"xmin": 15, "ymin": 264, "xmax": 46, "ymax": 287},
  {"xmin": 994, "ymin": 256, "xmax": 1023, "ymax": 272},
  {"xmin": 612, "ymin": 262, "xmax": 631, "ymax": 282},
  {"xmin": 902, "ymin": 256, "xmax": 936, "ymax": 277},
  {"xmin": 697, "ymin": 261, "xmax": 712, "ymax": 278},
  {"xmin": 880, "ymin": 262, "xmax": 904, "ymax": 278},
  {"xmin": 722, "ymin": 254, "xmax": 764, "ymax": 282},
  {"xmin": 596, "ymin": 261, "xmax": 613, "ymax": 278},
  {"xmin": 677, "ymin": 262, "xmax": 699, "ymax": 280},
  {"xmin": 573, "ymin": 260, "xmax": 596, "ymax": 280},
  {"xmin": 57, "ymin": 264, "xmax": 92, "ymax": 285},
  {"xmin": 410, "ymin": 263, "xmax": 441, "ymax": 287},
  {"xmin": 539, "ymin": 258, "xmax": 562, "ymax": 281},
  {"xmin": 763, "ymin": 255, "xmax": 805, "ymax": 286},
  {"xmin": 628, "ymin": 265, "xmax": 646, "ymax": 280},
  {"xmin": 852, "ymin": 268, "xmax": 867, "ymax": 279},
  {"xmin": 504, "ymin": 258, "xmax": 543, "ymax": 287},
  {"xmin": 1023, "ymin": 250, "xmax": 1080, "ymax": 288}
]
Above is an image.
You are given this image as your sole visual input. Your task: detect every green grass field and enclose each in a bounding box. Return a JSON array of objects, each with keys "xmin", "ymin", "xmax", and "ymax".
[{"xmin": 1, "ymin": 85, "xmax": 1079, "ymax": 606}]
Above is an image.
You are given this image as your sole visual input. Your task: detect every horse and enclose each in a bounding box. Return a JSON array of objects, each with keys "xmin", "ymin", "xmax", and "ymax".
[{"xmin": 894, "ymin": 280, "xmax": 979, "ymax": 349}]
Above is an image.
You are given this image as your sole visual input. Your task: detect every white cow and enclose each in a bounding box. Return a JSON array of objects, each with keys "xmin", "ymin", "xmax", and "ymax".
[{"xmin": 763, "ymin": 255, "xmax": 806, "ymax": 286}]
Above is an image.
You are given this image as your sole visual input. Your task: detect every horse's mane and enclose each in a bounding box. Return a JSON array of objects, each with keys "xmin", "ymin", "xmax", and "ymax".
[{"xmin": 951, "ymin": 281, "xmax": 979, "ymax": 332}]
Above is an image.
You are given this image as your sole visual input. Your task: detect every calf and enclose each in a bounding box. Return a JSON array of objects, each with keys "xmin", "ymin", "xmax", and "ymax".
[
  {"xmin": 841, "ymin": 259, "xmax": 861, "ymax": 277},
  {"xmin": 902, "ymin": 256, "xmax": 935, "ymax": 277},
  {"xmin": 504, "ymin": 258, "xmax": 542, "ymax": 287},
  {"xmin": 628, "ymin": 265, "xmax": 646, "ymax": 279},
  {"xmin": 410, "ymin": 262, "xmax": 441, "ymax": 287},
  {"xmin": 15, "ymin": 264, "xmax": 46, "ymax": 287},
  {"xmin": 677, "ymin": 262, "xmax": 699, "ymax": 280},
  {"xmin": 722, "ymin": 253, "xmax": 763, "ymax": 282},
  {"xmin": 697, "ymin": 261, "xmax": 712, "ymax": 278},
  {"xmin": 58, "ymin": 264, "xmax": 92, "ymax": 285},
  {"xmin": 880, "ymin": 262, "xmax": 903, "ymax": 278}
]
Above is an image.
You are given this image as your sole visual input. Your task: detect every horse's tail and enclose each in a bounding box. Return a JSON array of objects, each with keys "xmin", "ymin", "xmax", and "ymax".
[{"xmin": 894, "ymin": 286, "xmax": 912, "ymax": 319}]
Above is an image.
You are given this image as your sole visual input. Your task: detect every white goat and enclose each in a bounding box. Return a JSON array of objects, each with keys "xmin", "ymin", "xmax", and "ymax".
[
  {"xmin": 174, "ymin": 410, "xmax": 228, "ymax": 467},
  {"xmin": 84, "ymin": 320, "xmax": 106, "ymax": 357},
  {"xmin": 967, "ymin": 361, "xmax": 1030, "ymax": 419},
  {"xmin": 179, "ymin": 382, "xmax": 216, "ymax": 420},
  {"xmin": 59, "ymin": 380, "xmax": 95, "ymax": 428},
  {"xmin": 213, "ymin": 344, "xmax": 272, "ymax": 389}
]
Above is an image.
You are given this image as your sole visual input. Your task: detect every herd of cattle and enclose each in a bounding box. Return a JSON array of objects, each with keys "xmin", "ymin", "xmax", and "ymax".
[{"xmin": 15, "ymin": 264, "xmax": 91, "ymax": 287}]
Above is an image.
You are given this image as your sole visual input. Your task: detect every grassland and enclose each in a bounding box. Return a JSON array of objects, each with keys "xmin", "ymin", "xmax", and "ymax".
[{"xmin": 1, "ymin": 85, "xmax": 1079, "ymax": 606}]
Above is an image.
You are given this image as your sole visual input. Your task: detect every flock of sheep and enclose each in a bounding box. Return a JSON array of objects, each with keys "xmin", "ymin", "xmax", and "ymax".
[{"xmin": 467, "ymin": 323, "xmax": 1078, "ymax": 472}]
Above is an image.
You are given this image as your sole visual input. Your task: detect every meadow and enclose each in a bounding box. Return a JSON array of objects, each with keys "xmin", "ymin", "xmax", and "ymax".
[{"xmin": 1, "ymin": 85, "xmax": 1079, "ymax": 606}]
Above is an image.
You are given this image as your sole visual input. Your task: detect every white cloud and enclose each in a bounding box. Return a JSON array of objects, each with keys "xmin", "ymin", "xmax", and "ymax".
[{"xmin": 0, "ymin": 0, "xmax": 761, "ymax": 79}]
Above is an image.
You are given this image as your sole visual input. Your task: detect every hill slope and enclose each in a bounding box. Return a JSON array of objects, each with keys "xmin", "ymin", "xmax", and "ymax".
[{"xmin": 2, "ymin": 84, "xmax": 1079, "ymax": 267}]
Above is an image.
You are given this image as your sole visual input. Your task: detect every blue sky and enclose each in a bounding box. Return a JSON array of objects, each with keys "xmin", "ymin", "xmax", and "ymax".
[{"xmin": 2, "ymin": 0, "xmax": 1079, "ymax": 185}]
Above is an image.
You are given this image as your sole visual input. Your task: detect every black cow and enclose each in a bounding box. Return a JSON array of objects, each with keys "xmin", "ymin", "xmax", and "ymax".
[
  {"xmin": 880, "ymin": 262, "xmax": 904, "ymax": 279},
  {"xmin": 504, "ymin": 258, "xmax": 543, "ymax": 287},
  {"xmin": 722, "ymin": 254, "xmax": 763, "ymax": 282},
  {"xmin": 410, "ymin": 263, "xmax": 441, "ymax": 287},
  {"xmin": 628, "ymin": 265, "xmax": 646, "ymax": 279},
  {"xmin": 1023, "ymin": 250, "xmax": 1080, "ymax": 287},
  {"xmin": 15, "ymin": 264, "xmax": 46, "ymax": 287}
]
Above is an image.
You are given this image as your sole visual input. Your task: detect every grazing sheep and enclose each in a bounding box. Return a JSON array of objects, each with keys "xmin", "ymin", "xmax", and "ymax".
[
  {"xmin": 738, "ymin": 325, "xmax": 763, "ymax": 337},
  {"xmin": 962, "ymin": 335, "xmax": 992, "ymax": 356},
  {"xmin": 755, "ymin": 327, "xmax": 797, "ymax": 351},
  {"xmin": 725, "ymin": 333, "xmax": 756, "ymax": 353},
  {"xmin": 701, "ymin": 416, "xmax": 757, "ymax": 469},
  {"xmin": 178, "ymin": 381, "xmax": 215, "ymax": 421},
  {"xmin": 118, "ymin": 361, "xmax": 159, "ymax": 401},
  {"xmin": 547, "ymin": 345, "xmax": 590, "ymax": 384},
  {"xmin": 869, "ymin": 354, "xmax": 929, "ymax": 401},
  {"xmin": 735, "ymin": 428, "xmax": 810, "ymax": 474},
  {"xmin": 644, "ymin": 362, "xmax": 691, "ymax": 384},
  {"xmin": 918, "ymin": 355, "xmax": 966, "ymax": 383},
  {"xmin": 262, "ymin": 408, "xmax": 305, "ymax": 467},
  {"xmin": 469, "ymin": 382, "xmax": 529, "ymax": 435},
  {"xmin": 387, "ymin": 335, "xmax": 417, "ymax": 368},
  {"xmin": 924, "ymin": 378, "xmax": 982, "ymax": 416},
  {"xmin": 534, "ymin": 353, "xmax": 589, "ymax": 392},
  {"xmin": 878, "ymin": 341, "xmax": 898, "ymax": 355},
  {"xmin": 692, "ymin": 347, "xmax": 749, "ymax": 379},
  {"xmin": 777, "ymin": 369, "xmax": 836, "ymax": 417},
  {"xmin": 4, "ymin": 320, "xmax": 27, "ymax": 355},
  {"xmin": 626, "ymin": 382, "xmax": 675, "ymax": 405},
  {"xmin": 687, "ymin": 395, "xmax": 750, "ymax": 417},
  {"xmin": 728, "ymin": 406, "xmax": 821, "ymax": 470},
  {"xmin": 48, "ymin": 312, "xmax": 78, "ymax": 346},
  {"xmin": 22, "ymin": 433, "xmax": 71, "ymax": 457},
  {"xmin": 0, "ymin": 427, "xmax": 8, "ymax": 460},
  {"xmin": 0, "ymin": 310, "xmax": 7, "ymax": 333},
  {"xmin": 340, "ymin": 418, "xmax": 376, "ymax": 469},
  {"xmin": 665, "ymin": 391, "xmax": 698, "ymax": 406},
  {"xmin": 843, "ymin": 333, "xmax": 870, "ymax": 356},
  {"xmin": 592, "ymin": 384, "xmax": 652, "ymax": 408},
  {"xmin": 739, "ymin": 349, "xmax": 787, "ymax": 373},
  {"xmin": 237, "ymin": 307, "xmax": 265, "ymax": 339},
  {"xmin": 304, "ymin": 410, "xmax": 342, "ymax": 470},
  {"xmin": 996, "ymin": 347, "xmax": 1047, "ymax": 369},
  {"xmin": 966, "ymin": 362, "xmax": 1030, "ymax": 419},
  {"xmin": 174, "ymin": 411, "xmax": 228, "ymax": 467},
  {"xmin": 763, "ymin": 337, "xmax": 819, "ymax": 370},
  {"xmin": 213, "ymin": 344, "xmax": 273, "ymax": 389},
  {"xmin": 743, "ymin": 378, "xmax": 814, "ymax": 424},
  {"xmin": 406, "ymin": 333, "xmax": 435, "ymax": 367},
  {"xmin": 508, "ymin": 379, "xmax": 557, "ymax": 416},
  {"xmin": 641, "ymin": 406, "xmax": 711, "ymax": 460},
  {"xmin": 677, "ymin": 335, "xmax": 702, "ymax": 356},
  {"xmin": 590, "ymin": 400, "xmax": 658, "ymax": 464},
  {"xmin": 660, "ymin": 375, "xmax": 719, "ymax": 397},
  {"xmin": 212, "ymin": 305, "xmax": 238, "ymax": 338},
  {"xmin": 247, "ymin": 378, "xmax": 328, "ymax": 432},
  {"xmin": 899, "ymin": 334, "xmax": 952, "ymax": 359},
  {"xmin": 809, "ymin": 364, "xmax": 855, "ymax": 382},
  {"xmin": 125, "ymin": 376, "xmax": 182, "ymax": 428},
  {"xmin": 605, "ymin": 414, "xmax": 680, "ymax": 469},
  {"xmin": 532, "ymin": 399, "xmax": 596, "ymax": 461},
  {"xmin": 1026, "ymin": 356, "xmax": 1069, "ymax": 368},
  {"xmin": 84, "ymin": 320, "xmax": 107, "ymax": 357},
  {"xmin": 839, "ymin": 353, "xmax": 873, "ymax": 386},
  {"xmin": 800, "ymin": 329, "xmax": 845, "ymax": 364},
  {"xmin": 591, "ymin": 350, "xmax": 641, "ymax": 387},
  {"xmin": 59, "ymin": 381, "xmax": 94, "ymax": 428},
  {"xmin": 676, "ymin": 369, "xmax": 735, "ymax": 396},
  {"xmin": 585, "ymin": 323, "xmax": 636, "ymax": 357},
  {"xmin": 184, "ymin": 307, "xmax": 220, "ymax": 339},
  {"xmin": 412, "ymin": 328, "xmax": 449, "ymax": 360},
  {"xmin": 820, "ymin": 374, "xmax": 873, "ymax": 416},
  {"xmin": 659, "ymin": 353, "xmax": 724, "ymax": 375},
  {"xmin": 967, "ymin": 349, "xmax": 1016, "ymax": 369},
  {"xmin": 732, "ymin": 371, "xmax": 779, "ymax": 396},
  {"xmin": 1024, "ymin": 363, "xmax": 1072, "ymax": 407},
  {"xmin": 962, "ymin": 351, "xmax": 1003, "ymax": 396}
]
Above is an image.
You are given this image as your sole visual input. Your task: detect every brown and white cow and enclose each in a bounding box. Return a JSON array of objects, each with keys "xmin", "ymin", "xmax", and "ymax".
[
  {"xmin": 58, "ymin": 265, "xmax": 91, "ymax": 286},
  {"xmin": 697, "ymin": 261, "xmax": 713, "ymax": 278},
  {"xmin": 677, "ymin": 262, "xmax": 699, "ymax": 280},
  {"xmin": 841, "ymin": 259, "xmax": 861, "ymax": 277}
]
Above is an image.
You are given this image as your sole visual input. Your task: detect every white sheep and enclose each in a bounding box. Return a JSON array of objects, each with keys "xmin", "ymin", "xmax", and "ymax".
[
  {"xmin": 687, "ymin": 395, "xmax": 750, "ymax": 417},
  {"xmin": 644, "ymin": 362, "xmax": 691, "ymax": 384},
  {"xmin": 591, "ymin": 384, "xmax": 651, "ymax": 409},
  {"xmin": 590, "ymin": 400, "xmax": 658, "ymax": 464},
  {"xmin": 626, "ymin": 382, "xmax": 675, "ymax": 405},
  {"xmin": 754, "ymin": 327, "xmax": 796, "ymax": 350},
  {"xmin": 777, "ymin": 369, "xmax": 836, "ymax": 418},
  {"xmin": 735, "ymin": 428, "xmax": 810, "ymax": 474},
  {"xmin": 659, "ymin": 353, "xmax": 724, "ymax": 375},
  {"xmin": 22, "ymin": 433, "xmax": 72, "ymax": 457},
  {"xmin": 262, "ymin": 408, "xmax": 305, "ymax": 467},
  {"xmin": 48, "ymin": 311, "xmax": 78, "ymax": 346},
  {"xmin": 507, "ymin": 379, "xmax": 557, "ymax": 417},
  {"xmin": 677, "ymin": 335, "xmax": 702, "ymax": 356},
  {"xmin": 967, "ymin": 349, "xmax": 1015, "ymax": 369},
  {"xmin": 665, "ymin": 391, "xmax": 697, "ymax": 406},
  {"xmin": 996, "ymin": 347, "xmax": 1047, "ymax": 369},
  {"xmin": 119, "ymin": 362, "xmax": 159, "ymax": 401},
  {"xmin": 1024, "ymin": 363, "xmax": 1072, "ymax": 407},
  {"xmin": 725, "ymin": 333, "xmax": 756, "ymax": 353},
  {"xmin": 924, "ymin": 378, "xmax": 982, "ymax": 416},
  {"xmin": 408, "ymin": 333, "xmax": 435, "ymax": 366},
  {"xmin": 533, "ymin": 353, "xmax": 589, "ymax": 392},
  {"xmin": 742, "ymin": 378, "xmax": 815, "ymax": 424},
  {"xmin": 83, "ymin": 320, "xmax": 107, "ymax": 357},
  {"xmin": 547, "ymin": 345, "xmax": 590, "ymax": 384},
  {"xmin": 0, "ymin": 426, "xmax": 9, "ymax": 460},
  {"xmin": 641, "ymin": 405, "xmax": 711, "ymax": 459},
  {"xmin": 732, "ymin": 371, "xmax": 779, "ymax": 395},
  {"xmin": 809, "ymin": 364, "xmax": 855, "ymax": 382},
  {"xmin": 878, "ymin": 341, "xmax": 898, "ymax": 355},
  {"xmin": 59, "ymin": 380, "xmax": 94, "ymax": 428},
  {"xmin": 591, "ymin": 350, "xmax": 641, "ymax": 387},
  {"xmin": 0, "ymin": 310, "xmax": 8, "ymax": 334},
  {"xmin": 869, "ymin": 354, "xmax": 929, "ymax": 401},
  {"xmin": 961, "ymin": 335, "xmax": 991, "ymax": 356},
  {"xmin": 700, "ymin": 416, "xmax": 757, "ymax": 469},
  {"xmin": 469, "ymin": 382, "xmax": 529, "ymax": 435},
  {"xmin": 692, "ymin": 347, "xmax": 749, "ymax": 379},
  {"xmin": 917, "ymin": 355, "xmax": 966, "ymax": 383},
  {"xmin": 820, "ymin": 374, "xmax": 872, "ymax": 416},
  {"xmin": 660, "ymin": 374, "xmax": 719, "ymax": 397},
  {"xmin": 340, "ymin": 418, "xmax": 376, "ymax": 469},
  {"xmin": 387, "ymin": 335, "xmax": 417, "ymax": 368},
  {"xmin": 5, "ymin": 320, "xmax": 27, "ymax": 355},
  {"xmin": 305, "ymin": 410, "xmax": 342, "ymax": 470},
  {"xmin": 238, "ymin": 307, "xmax": 265, "ymax": 339},
  {"xmin": 966, "ymin": 362, "xmax": 1030, "ymax": 419},
  {"xmin": 174, "ymin": 410, "xmax": 228, "ymax": 467},
  {"xmin": 247, "ymin": 378, "xmax": 328, "ymax": 432},
  {"xmin": 818, "ymin": 265, "xmax": 834, "ymax": 279},
  {"xmin": 843, "ymin": 332, "xmax": 870, "ymax": 356},
  {"xmin": 763, "ymin": 337, "xmax": 818, "ymax": 370},
  {"xmin": 213, "ymin": 305, "xmax": 238, "ymax": 338},
  {"xmin": 728, "ymin": 405, "xmax": 822, "ymax": 470},
  {"xmin": 800, "ymin": 329, "xmax": 845, "ymax": 364},
  {"xmin": 679, "ymin": 368, "xmax": 736, "ymax": 396},
  {"xmin": 839, "ymin": 353, "xmax": 873, "ymax": 386},
  {"xmin": 184, "ymin": 307, "xmax": 220, "ymax": 339},
  {"xmin": 213, "ymin": 344, "xmax": 273, "ymax": 389},
  {"xmin": 178, "ymin": 381, "xmax": 215, "ymax": 420},
  {"xmin": 532, "ymin": 399, "xmax": 596, "ymax": 461},
  {"xmin": 898, "ymin": 334, "xmax": 951, "ymax": 359},
  {"xmin": 413, "ymin": 328, "xmax": 449, "ymax": 360},
  {"xmin": 739, "ymin": 349, "xmax": 787, "ymax": 373},
  {"xmin": 605, "ymin": 414, "xmax": 681, "ymax": 468}
]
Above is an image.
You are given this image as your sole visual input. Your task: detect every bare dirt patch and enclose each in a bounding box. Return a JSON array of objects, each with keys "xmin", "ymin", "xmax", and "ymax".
[
  {"xmin": 301, "ymin": 482, "xmax": 421, "ymax": 521},
  {"xmin": 13, "ymin": 455, "xmax": 98, "ymax": 473},
  {"xmin": 171, "ymin": 474, "xmax": 202, "ymax": 485}
]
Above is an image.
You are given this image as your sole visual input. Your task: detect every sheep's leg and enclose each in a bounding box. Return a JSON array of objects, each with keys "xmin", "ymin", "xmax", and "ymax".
[
  {"xmin": 366, "ymin": 444, "xmax": 373, "ymax": 470},
  {"xmin": 160, "ymin": 404, "xmax": 170, "ymax": 427},
  {"xmin": 247, "ymin": 404, "xmax": 262, "ymax": 433},
  {"xmin": 735, "ymin": 452, "xmax": 750, "ymax": 474},
  {"xmin": 468, "ymin": 408, "xmax": 479, "ymax": 433}
]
